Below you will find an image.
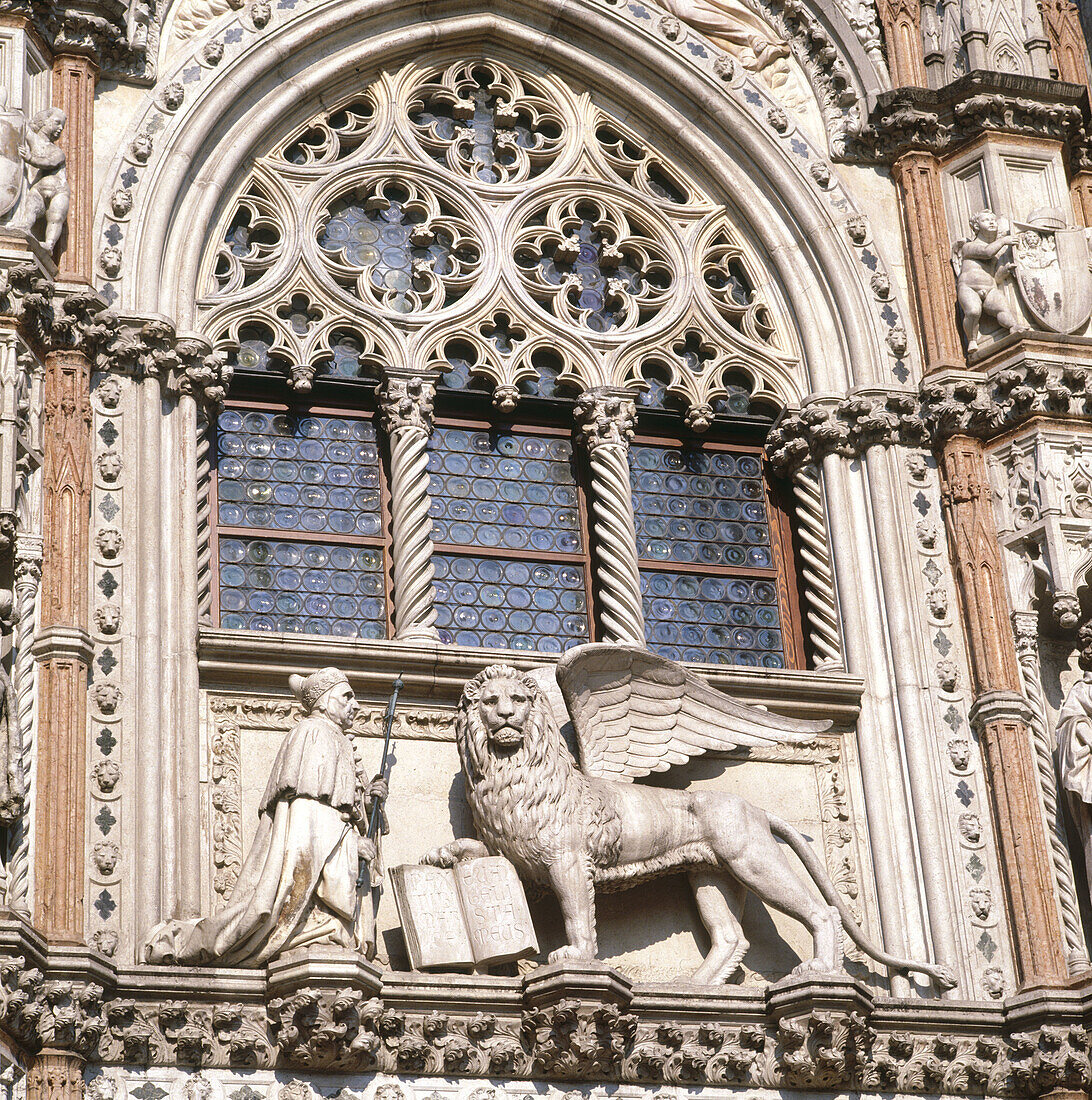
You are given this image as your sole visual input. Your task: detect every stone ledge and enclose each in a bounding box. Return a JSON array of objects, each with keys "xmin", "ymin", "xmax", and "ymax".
[{"xmin": 196, "ymin": 628, "xmax": 865, "ymax": 723}]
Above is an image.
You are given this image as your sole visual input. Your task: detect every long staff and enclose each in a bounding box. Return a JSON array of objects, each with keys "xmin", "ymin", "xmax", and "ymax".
[{"xmin": 367, "ymin": 674, "xmax": 403, "ymax": 841}]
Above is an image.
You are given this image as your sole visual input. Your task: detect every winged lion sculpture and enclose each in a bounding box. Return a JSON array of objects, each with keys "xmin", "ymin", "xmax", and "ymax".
[{"xmin": 426, "ymin": 642, "xmax": 955, "ymax": 989}]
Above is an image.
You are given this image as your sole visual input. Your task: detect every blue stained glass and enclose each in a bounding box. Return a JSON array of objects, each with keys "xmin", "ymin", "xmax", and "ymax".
[
  {"xmin": 641, "ymin": 570, "xmax": 783, "ymax": 667},
  {"xmin": 217, "ymin": 409, "xmax": 382, "ymax": 537},
  {"xmin": 434, "ymin": 554, "xmax": 588, "ymax": 652},
  {"xmin": 631, "ymin": 444, "xmax": 770, "ymax": 566},
  {"xmin": 428, "ymin": 427, "xmax": 583, "ymax": 554},
  {"xmin": 218, "ymin": 537, "xmax": 386, "ymax": 637}
]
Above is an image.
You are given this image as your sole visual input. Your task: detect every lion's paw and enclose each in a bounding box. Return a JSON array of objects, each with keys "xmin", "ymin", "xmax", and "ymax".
[
  {"xmin": 548, "ymin": 944, "xmax": 595, "ymax": 964},
  {"xmin": 789, "ymin": 958, "xmax": 844, "ymax": 980}
]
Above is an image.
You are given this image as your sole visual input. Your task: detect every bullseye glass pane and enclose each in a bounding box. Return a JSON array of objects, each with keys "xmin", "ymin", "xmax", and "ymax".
[
  {"xmin": 641, "ymin": 570, "xmax": 784, "ymax": 667},
  {"xmin": 630, "ymin": 443, "xmax": 771, "ymax": 567},
  {"xmin": 427, "ymin": 427, "xmax": 583, "ymax": 554},
  {"xmin": 433, "ymin": 554, "xmax": 589, "ymax": 652},
  {"xmin": 216, "ymin": 408, "xmax": 382, "ymax": 537},
  {"xmin": 218, "ymin": 536, "xmax": 387, "ymax": 637}
]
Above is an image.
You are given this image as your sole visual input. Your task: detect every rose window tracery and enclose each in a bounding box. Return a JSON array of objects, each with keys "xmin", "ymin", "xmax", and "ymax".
[
  {"xmin": 513, "ymin": 197, "xmax": 673, "ymax": 333},
  {"xmin": 316, "ymin": 180, "xmax": 482, "ymax": 314},
  {"xmin": 410, "ymin": 62, "xmax": 565, "ymax": 185},
  {"xmin": 199, "ymin": 55, "xmax": 809, "ymax": 666}
]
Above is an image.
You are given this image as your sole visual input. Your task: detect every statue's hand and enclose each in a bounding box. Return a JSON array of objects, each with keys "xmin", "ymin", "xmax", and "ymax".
[
  {"xmin": 357, "ymin": 834, "xmax": 378, "ymax": 866},
  {"xmin": 422, "ymin": 838, "xmax": 491, "ymax": 867},
  {"xmin": 366, "ymin": 775, "xmax": 388, "ymax": 803}
]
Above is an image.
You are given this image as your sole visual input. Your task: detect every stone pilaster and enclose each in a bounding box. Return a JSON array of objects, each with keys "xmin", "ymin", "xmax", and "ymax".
[
  {"xmin": 1037, "ymin": 0, "xmax": 1090, "ymax": 85},
  {"xmin": 377, "ymin": 372, "xmax": 440, "ymax": 643},
  {"xmin": 874, "ymin": 0, "xmax": 927, "ymax": 86},
  {"xmin": 939, "ymin": 435, "xmax": 1069, "ymax": 990},
  {"xmin": 24, "ymin": 1050, "xmax": 83, "ymax": 1100},
  {"xmin": 51, "ymin": 56, "xmax": 96, "ymax": 283},
  {"xmin": 574, "ymin": 388, "xmax": 644, "ymax": 646},
  {"xmin": 32, "ymin": 345, "xmax": 92, "ymax": 941},
  {"xmin": 891, "ymin": 153, "xmax": 964, "ymax": 375}
]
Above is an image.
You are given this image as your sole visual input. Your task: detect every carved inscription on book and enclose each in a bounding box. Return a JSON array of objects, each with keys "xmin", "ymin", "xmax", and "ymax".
[{"xmin": 391, "ymin": 856, "xmax": 538, "ymax": 970}]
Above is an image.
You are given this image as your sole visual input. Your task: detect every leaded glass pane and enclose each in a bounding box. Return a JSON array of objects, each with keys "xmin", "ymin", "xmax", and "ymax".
[
  {"xmin": 630, "ymin": 443, "xmax": 772, "ymax": 568},
  {"xmin": 641, "ymin": 571, "xmax": 784, "ymax": 667},
  {"xmin": 218, "ymin": 536, "xmax": 386, "ymax": 637},
  {"xmin": 217, "ymin": 408, "xmax": 382, "ymax": 535},
  {"xmin": 427, "ymin": 427, "xmax": 583, "ymax": 553},
  {"xmin": 428, "ymin": 425, "xmax": 589, "ymax": 652},
  {"xmin": 631, "ymin": 441, "xmax": 786, "ymax": 667},
  {"xmin": 433, "ymin": 554, "xmax": 588, "ymax": 652},
  {"xmin": 215, "ymin": 405, "xmax": 388, "ymax": 638}
]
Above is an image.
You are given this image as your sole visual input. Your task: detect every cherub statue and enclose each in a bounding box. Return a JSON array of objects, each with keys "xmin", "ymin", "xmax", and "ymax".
[
  {"xmin": 951, "ymin": 210, "xmax": 1028, "ymax": 352},
  {"xmin": 10, "ymin": 108, "xmax": 69, "ymax": 254},
  {"xmin": 426, "ymin": 643, "xmax": 956, "ymax": 988},
  {"xmin": 145, "ymin": 667, "xmax": 387, "ymax": 966}
]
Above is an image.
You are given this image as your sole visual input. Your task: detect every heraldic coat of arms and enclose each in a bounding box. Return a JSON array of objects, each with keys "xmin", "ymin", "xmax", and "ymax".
[{"xmin": 1012, "ymin": 206, "xmax": 1092, "ymax": 335}]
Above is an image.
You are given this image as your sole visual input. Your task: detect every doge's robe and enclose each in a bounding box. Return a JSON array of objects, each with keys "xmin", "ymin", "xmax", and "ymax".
[{"xmin": 147, "ymin": 714, "xmax": 371, "ymax": 967}]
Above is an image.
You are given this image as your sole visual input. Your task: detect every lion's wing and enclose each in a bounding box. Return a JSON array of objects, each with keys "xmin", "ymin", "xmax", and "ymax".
[{"xmin": 555, "ymin": 643, "xmax": 831, "ymax": 781}]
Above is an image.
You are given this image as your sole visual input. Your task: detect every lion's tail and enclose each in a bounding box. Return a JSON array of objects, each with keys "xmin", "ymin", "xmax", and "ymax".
[{"xmin": 767, "ymin": 813, "xmax": 958, "ymax": 992}]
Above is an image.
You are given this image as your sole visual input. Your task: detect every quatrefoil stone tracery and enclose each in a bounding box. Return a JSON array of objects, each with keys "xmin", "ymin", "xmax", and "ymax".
[{"xmin": 198, "ymin": 57, "xmax": 796, "ymax": 412}]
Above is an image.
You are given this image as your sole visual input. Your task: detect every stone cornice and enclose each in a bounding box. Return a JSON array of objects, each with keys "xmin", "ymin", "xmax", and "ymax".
[
  {"xmin": 768, "ymin": 338, "xmax": 1092, "ymax": 474},
  {"xmin": 845, "ymin": 70, "xmax": 1090, "ymax": 165},
  {"xmin": 5, "ymin": 921, "xmax": 1092, "ymax": 1093}
]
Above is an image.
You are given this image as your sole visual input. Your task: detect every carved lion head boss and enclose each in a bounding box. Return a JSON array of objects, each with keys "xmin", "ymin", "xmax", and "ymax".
[{"xmin": 426, "ymin": 642, "xmax": 956, "ymax": 989}]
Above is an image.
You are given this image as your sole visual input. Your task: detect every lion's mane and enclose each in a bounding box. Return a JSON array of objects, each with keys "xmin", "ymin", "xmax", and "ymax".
[{"xmin": 456, "ymin": 665, "xmax": 621, "ymax": 880}]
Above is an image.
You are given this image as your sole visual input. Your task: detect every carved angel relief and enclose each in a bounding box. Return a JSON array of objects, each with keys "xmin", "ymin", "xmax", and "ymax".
[{"xmin": 427, "ymin": 642, "xmax": 956, "ymax": 989}]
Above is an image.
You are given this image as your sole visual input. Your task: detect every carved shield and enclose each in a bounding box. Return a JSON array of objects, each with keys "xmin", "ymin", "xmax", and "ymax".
[
  {"xmin": 1014, "ymin": 227, "xmax": 1092, "ymax": 334},
  {"xmin": 0, "ymin": 113, "xmax": 21, "ymax": 220}
]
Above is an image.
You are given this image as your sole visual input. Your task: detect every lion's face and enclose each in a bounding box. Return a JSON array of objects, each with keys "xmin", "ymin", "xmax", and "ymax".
[{"xmin": 477, "ymin": 674, "xmax": 533, "ymax": 749}]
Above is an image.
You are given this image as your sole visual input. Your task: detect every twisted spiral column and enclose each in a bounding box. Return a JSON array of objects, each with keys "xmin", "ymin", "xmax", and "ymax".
[
  {"xmin": 195, "ymin": 409, "xmax": 213, "ymax": 624},
  {"xmin": 1012, "ymin": 611, "xmax": 1090, "ymax": 973},
  {"xmin": 379, "ymin": 374, "xmax": 439, "ymax": 643},
  {"xmin": 792, "ymin": 466, "xmax": 843, "ymax": 668},
  {"xmin": 575, "ymin": 388, "xmax": 644, "ymax": 645},
  {"xmin": 7, "ymin": 533, "xmax": 42, "ymax": 912}
]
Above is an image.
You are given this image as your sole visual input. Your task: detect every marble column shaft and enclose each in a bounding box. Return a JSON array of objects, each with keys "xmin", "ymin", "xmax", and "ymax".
[
  {"xmin": 939, "ymin": 435, "xmax": 1069, "ymax": 988},
  {"xmin": 378, "ymin": 373, "xmax": 439, "ymax": 643},
  {"xmin": 575, "ymin": 388, "xmax": 644, "ymax": 646},
  {"xmin": 892, "ymin": 153, "xmax": 965, "ymax": 376},
  {"xmin": 51, "ymin": 55, "xmax": 96, "ymax": 283}
]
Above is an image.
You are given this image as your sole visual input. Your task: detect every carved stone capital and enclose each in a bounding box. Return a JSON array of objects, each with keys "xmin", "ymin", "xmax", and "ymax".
[
  {"xmin": 30, "ymin": 625, "xmax": 93, "ymax": 665},
  {"xmin": 968, "ymin": 690, "xmax": 1034, "ymax": 735},
  {"xmin": 848, "ymin": 72, "xmax": 1088, "ymax": 164},
  {"xmin": 766, "ymin": 390, "xmax": 927, "ymax": 476},
  {"xmin": 0, "ymin": 1, "xmax": 155, "ymax": 83},
  {"xmin": 573, "ymin": 387, "xmax": 636, "ymax": 452},
  {"xmin": 378, "ymin": 374, "xmax": 436, "ymax": 436}
]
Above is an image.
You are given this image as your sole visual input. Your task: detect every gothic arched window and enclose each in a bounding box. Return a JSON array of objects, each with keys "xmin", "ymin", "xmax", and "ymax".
[{"xmin": 201, "ymin": 57, "xmax": 815, "ymax": 667}]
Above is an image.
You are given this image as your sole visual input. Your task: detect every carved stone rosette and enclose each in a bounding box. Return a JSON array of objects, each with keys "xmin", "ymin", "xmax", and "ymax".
[
  {"xmin": 378, "ymin": 374, "xmax": 440, "ymax": 643},
  {"xmin": 573, "ymin": 388, "xmax": 644, "ymax": 645}
]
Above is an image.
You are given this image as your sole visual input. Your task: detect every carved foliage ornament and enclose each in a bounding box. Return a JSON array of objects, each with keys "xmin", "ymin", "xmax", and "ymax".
[{"xmin": 198, "ymin": 58, "xmax": 798, "ymax": 422}]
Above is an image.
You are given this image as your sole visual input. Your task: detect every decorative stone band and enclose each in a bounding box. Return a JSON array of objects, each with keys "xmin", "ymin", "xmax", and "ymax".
[
  {"xmin": 5, "ymin": 921, "xmax": 1092, "ymax": 1095},
  {"xmin": 846, "ymin": 71, "xmax": 1090, "ymax": 165},
  {"xmin": 769, "ymin": 341, "xmax": 1092, "ymax": 475},
  {"xmin": 0, "ymin": 273, "xmax": 231, "ymax": 408}
]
